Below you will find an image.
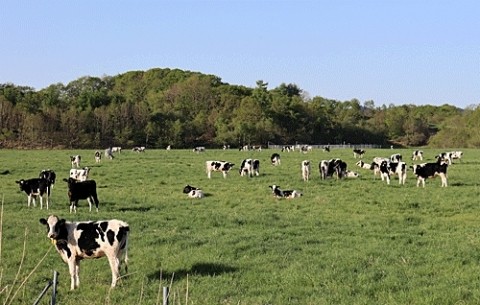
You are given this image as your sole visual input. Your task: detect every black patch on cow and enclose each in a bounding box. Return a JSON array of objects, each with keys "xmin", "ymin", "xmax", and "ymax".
[
  {"xmin": 56, "ymin": 240, "xmax": 72, "ymax": 258},
  {"xmin": 107, "ymin": 229, "xmax": 115, "ymax": 246},
  {"xmin": 100, "ymin": 221, "xmax": 108, "ymax": 232},
  {"xmin": 118, "ymin": 227, "xmax": 129, "ymax": 250},
  {"xmin": 77, "ymin": 222, "xmax": 100, "ymax": 256}
]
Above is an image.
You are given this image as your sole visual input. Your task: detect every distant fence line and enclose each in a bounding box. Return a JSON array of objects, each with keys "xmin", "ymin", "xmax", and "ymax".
[{"xmin": 266, "ymin": 144, "xmax": 382, "ymax": 150}]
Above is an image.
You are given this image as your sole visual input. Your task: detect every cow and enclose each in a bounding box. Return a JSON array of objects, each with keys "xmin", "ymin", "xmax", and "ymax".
[
  {"xmin": 15, "ymin": 178, "xmax": 50, "ymax": 209},
  {"xmin": 182, "ymin": 185, "xmax": 204, "ymax": 199},
  {"xmin": 271, "ymin": 153, "xmax": 281, "ymax": 166},
  {"xmin": 70, "ymin": 155, "xmax": 81, "ymax": 168},
  {"xmin": 239, "ymin": 159, "xmax": 260, "ymax": 177},
  {"xmin": 323, "ymin": 146, "xmax": 330, "ymax": 152},
  {"xmin": 411, "ymin": 160, "xmax": 448, "ymax": 187},
  {"xmin": 301, "ymin": 160, "xmax": 311, "ymax": 182},
  {"xmin": 105, "ymin": 147, "xmax": 114, "ymax": 160},
  {"xmin": 390, "ymin": 153, "xmax": 402, "ymax": 163},
  {"xmin": 450, "ymin": 151, "xmax": 463, "ymax": 163},
  {"xmin": 193, "ymin": 146, "xmax": 205, "ymax": 153},
  {"xmin": 436, "ymin": 152, "xmax": 453, "ymax": 165},
  {"xmin": 319, "ymin": 158, "xmax": 347, "ymax": 180},
  {"xmin": 94, "ymin": 151, "xmax": 102, "ymax": 163},
  {"xmin": 70, "ymin": 167, "xmax": 90, "ymax": 182},
  {"xmin": 166, "ymin": 145, "xmax": 171, "ymax": 151},
  {"xmin": 39, "ymin": 169, "xmax": 56, "ymax": 189},
  {"xmin": 281, "ymin": 146, "xmax": 294, "ymax": 153},
  {"xmin": 412, "ymin": 150, "xmax": 424, "ymax": 161},
  {"xmin": 206, "ymin": 161, "xmax": 235, "ymax": 179},
  {"xmin": 63, "ymin": 178, "xmax": 99, "ymax": 213},
  {"xmin": 353, "ymin": 149, "xmax": 366, "ymax": 159},
  {"xmin": 132, "ymin": 146, "xmax": 145, "ymax": 153},
  {"xmin": 39, "ymin": 215, "xmax": 129, "ymax": 290},
  {"xmin": 379, "ymin": 161, "xmax": 407, "ymax": 185},
  {"xmin": 111, "ymin": 146, "xmax": 122, "ymax": 153},
  {"xmin": 345, "ymin": 170, "xmax": 360, "ymax": 178},
  {"xmin": 269, "ymin": 185, "xmax": 302, "ymax": 199},
  {"xmin": 356, "ymin": 160, "xmax": 381, "ymax": 178}
]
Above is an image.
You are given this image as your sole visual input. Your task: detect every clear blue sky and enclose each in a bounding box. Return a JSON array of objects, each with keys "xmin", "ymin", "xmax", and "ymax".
[{"xmin": 1, "ymin": 0, "xmax": 479, "ymax": 108}]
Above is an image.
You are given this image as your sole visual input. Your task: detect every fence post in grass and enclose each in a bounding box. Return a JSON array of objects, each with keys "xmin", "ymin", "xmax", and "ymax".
[
  {"xmin": 162, "ymin": 286, "xmax": 169, "ymax": 305},
  {"xmin": 51, "ymin": 270, "xmax": 58, "ymax": 305}
]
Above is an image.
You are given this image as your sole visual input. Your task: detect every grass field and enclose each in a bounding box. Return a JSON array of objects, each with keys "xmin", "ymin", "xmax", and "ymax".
[{"xmin": 1, "ymin": 147, "xmax": 480, "ymax": 305}]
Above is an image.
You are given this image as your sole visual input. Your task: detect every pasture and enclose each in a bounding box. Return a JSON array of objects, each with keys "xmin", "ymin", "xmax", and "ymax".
[{"xmin": 1, "ymin": 147, "xmax": 480, "ymax": 305}]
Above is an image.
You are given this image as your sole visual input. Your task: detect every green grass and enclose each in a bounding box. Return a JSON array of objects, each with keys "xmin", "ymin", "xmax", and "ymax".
[{"xmin": 1, "ymin": 147, "xmax": 480, "ymax": 304}]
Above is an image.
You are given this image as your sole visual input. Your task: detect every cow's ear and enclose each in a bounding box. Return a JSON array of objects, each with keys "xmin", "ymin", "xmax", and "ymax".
[{"xmin": 39, "ymin": 218, "xmax": 47, "ymax": 225}]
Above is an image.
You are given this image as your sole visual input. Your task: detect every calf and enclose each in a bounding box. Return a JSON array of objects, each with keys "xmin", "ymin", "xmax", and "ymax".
[
  {"xmin": 239, "ymin": 159, "xmax": 260, "ymax": 177},
  {"xmin": 412, "ymin": 150, "xmax": 424, "ymax": 161},
  {"xmin": 70, "ymin": 167, "xmax": 90, "ymax": 182},
  {"xmin": 94, "ymin": 151, "xmax": 102, "ymax": 163},
  {"xmin": 271, "ymin": 153, "xmax": 281, "ymax": 166},
  {"xmin": 70, "ymin": 155, "xmax": 81, "ymax": 168},
  {"xmin": 411, "ymin": 161, "xmax": 448, "ymax": 187},
  {"xmin": 353, "ymin": 149, "xmax": 366, "ymax": 159},
  {"xmin": 450, "ymin": 151, "xmax": 463, "ymax": 163},
  {"xmin": 319, "ymin": 158, "xmax": 347, "ymax": 180},
  {"xmin": 435, "ymin": 152, "xmax": 452, "ymax": 165},
  {"xmin": 39, "ymin": 215, "xmax": 129, "ymax": 290},
  {"xmin": 269, "ymin": 185, "xmax": 302, "ymax": 199},
  {"xmin": 345, "ymin": 170, "xmax": 360, "ymax": 178},
  {"xmin": 390, "ymin": 153, "xmax": 402, "ymax": 163},
  {"xmin": 379, "ymin": 161, "xmax": 407, "ymax": 185},
  {"xmin": 183, "ymin": 184, "xmax": 204, "ymax": 199},
  {"xmin": 15, "ymin": 178, "xmax": 50, "ymax": 209},
  {"xmin": 206, "ymin": 161, "xmax": 235, "ymax": 179},
  {"xmin": 132, "ymin": 146, "xmax": 146, "ymax": 153},
  {"xmin": 301, "ymin": 160, "xmax": 311, "ymax": 182},
  {"xmin": 39, "ymin": 169, "xmax": 56, "ymax": 189},
  {"xmin": 63, "ymin": 178, "xmax": 99, "ymax": 213}
]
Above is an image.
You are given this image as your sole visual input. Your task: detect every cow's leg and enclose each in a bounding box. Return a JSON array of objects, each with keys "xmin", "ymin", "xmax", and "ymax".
[
  {"xmin": 107, "ymin": 255, "xmax": 121, "ymax": 287},
  {"xmin": 39, "ymin": 195, "xmax": 43, "ymax": 209},
  {"xmin": 68, "ymin": 260, "xmax": 79, "ymax": 290},
  {"xmin": 87, "ymin": 197, "xmax": 92, "ymax": 212},
  {"xmin": 27, "ymin": 195, "xmax": 33, "ymax": 207}
]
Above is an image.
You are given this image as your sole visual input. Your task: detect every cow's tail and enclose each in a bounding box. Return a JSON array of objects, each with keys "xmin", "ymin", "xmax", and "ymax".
[{"xmin": 121, "ymin": 226, "xmax": 130, "ymax": 273}]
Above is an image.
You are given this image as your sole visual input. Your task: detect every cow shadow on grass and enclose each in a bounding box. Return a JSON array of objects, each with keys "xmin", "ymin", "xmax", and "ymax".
[{"xmin": 147, "ymin": 262, "xmax": 237, "ymax": 282}]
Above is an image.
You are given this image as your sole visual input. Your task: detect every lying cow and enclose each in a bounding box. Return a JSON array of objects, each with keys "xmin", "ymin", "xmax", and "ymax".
[
  {"xmin": 239, "ymin": 159, "xmax": 260, "ymax": 177},
  {"xmin": 269, "ymin": 185, "xmax": 302, "ymax": 199},
  {"xmin": 70, "ymin": 155, "xmax": 81, "ymax": 168},
  {"xmin": 39, "ymin": 215, "xmax": 129, "ymax": 290},
  {"xmin": 206, "ymin": 161, "xmax": 235, "ymax": 179},
  {"xmin": 63, "ymin": 178, "xmax": 99, "ymax": 213},
  {"xmin": 16, "ymin": 178, "xmax": 50, "ymax": 209},
  {"xmin": 301, "ymin": 160, "xmax": 311, "ymax": 182},
  {"xmin": 70, "ymin": 167, "xmax": 90, "ymax": 182},
  {"xmin": 183, "ymin": 185, "xmax": 204, "ymax": 199},
  {"xmin": 411, "ymin": 160, "xmax": 448, "ymax": 187}
]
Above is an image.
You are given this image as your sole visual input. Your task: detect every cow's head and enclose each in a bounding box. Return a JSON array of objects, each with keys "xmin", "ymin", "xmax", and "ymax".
[
  {"xmin": 15, "ymin": 179, "xmax": 28, "ymax": 191},
  {"xmin": 183, "ymin": 185, "xmax": 196, "ymax": 194},
  {"xmin": 39, "ymin": 215, "xmax": 66, "ymax": 240}
]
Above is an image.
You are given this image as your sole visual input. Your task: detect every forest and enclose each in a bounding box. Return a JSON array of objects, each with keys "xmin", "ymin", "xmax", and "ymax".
[{"xmin": 0, "ymin": 68, "xmax": 478, "ymax": 149}]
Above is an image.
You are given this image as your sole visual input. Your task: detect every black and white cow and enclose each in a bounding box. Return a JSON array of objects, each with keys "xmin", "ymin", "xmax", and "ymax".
[
  {"xmin": 269, "ymin": 185, "xmax": 302, "ymax": 199},
  {"xmin": 345, "ymin": 170, "xmax": 360, "ymax": 178},
  {"xmin": 182, "ymin": 184, "xmax": 204, "ymax": 199},
  {"xmin": 132, "ymin": 146, "xmax": 145, "ymax": 153},
  {"xmin": 70, "ymin": 167, "xmax": 90, "ymax": 182},
  {"xmin": 319, "ymin": 158, "xmax": 347, "ymax": 180},
  {"xmin": 450, "ymin": 151, "xmax": 463, "ymax": 162},
  {"xmin": 390, "ymin": 153, "xmax": 402, "ymax": 163},
  {"xmin": 39, "ymin": 215, "xmax": 129, "ymax": 290},
  {"xmin": 356, "ymin": 160, "xmax": 381, "ymax": 178},
  {"xmin": 206, "ymin": 161, "xmax": 235, "ymax": 179},
  {"xmin": 239, "ymin": 159, "xmax": 260, "ymax": 177},
  {"xmin": 70, "ymin": 155, "xmax": 81, "ymax": 168},
  {"xmin": 63, "ymin": 178, "xmax": 99, "ymax": 213},
  {"xmin": 111, "ymin": 146, "xmax": 122, "ymax": 153},
  {"xmin": 379, "ymin": 161, "xmax": 407, "ymax": 185},
  {"xmin": 412, "ymin": 150, "xmax": 424, "ymax": 161},
  {"xmin": 193, "ymin": 146, "xmax": 205, "ymax": 153},
  {"xmin": 39, "ymin": 169, "xmax": 56, "ymax": 189},
  {"xmin": 105, "ymin": 147, "xmax": 114, "ymax": 160},
  {"xmin": 411, "ymin": 160, "xmax": 448, "ymax": 187},
  {"xmin": 301, "ymin": 160, "xmax": 311, "ymax": 182},
  {"xmin": 94, "ymin": 151, "xmax": 102, "ymax": 163},
  {"xmin": 353, "ymin": 149, "xmax": 366, "ymax": 159},
  {"xmin": 435, "ymin": 152, "xmax": 453, "ymax": 165},
  {"xmin": 271, "ymin": 153, "xmax": 281, "ymax": 166},
  {"xmin": 15, "ymin": 178, "xmax": 50, "ymax": 209}
]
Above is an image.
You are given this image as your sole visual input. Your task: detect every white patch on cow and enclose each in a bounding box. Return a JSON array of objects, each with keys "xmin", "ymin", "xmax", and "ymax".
[
  {"xmin": 301, "ymin": 160, "xmax": 311, "ymax": 182},
  {"xmin": 206, "ymin": 160, "xmax": 235, "ymax": 178},
  {"xmin": 70, "ymin": 167, "xmax": 90, "ymax": 182}
]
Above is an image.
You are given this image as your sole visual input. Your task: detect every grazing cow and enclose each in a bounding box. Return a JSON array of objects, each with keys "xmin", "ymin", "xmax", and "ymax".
[
  {"xmin": 269, "ymin": 185, "xmax": 302, "ymax": 199},
  {"xmin": 319, "ymin": 158, "xmax": 347, "ymax": 180},
  {"xmin": 70, "ymin": 155, "xmax": 81, "ymax": 168},
  {"xmin": 63, "ymin": 178, "xmax": 99, "ymax": 213},
  {"xmin": 353, "ymin": 149, "xmax": 366, "ymax": 159},
  {"xmin": 379, "ymin": 161, "xmax": 407, "ymax": 185},
  {"xmin": 412, "ymin": 150, "xmax": 424, "ymax": 161},
  {"xmin": 271, "ymin": 153, "xmax": 281, "ymax": 166},
  {"xmin": 390, "ymin": 153, "xmax": 402, "ymax": 163},
  {"xmin": 436, "ymin": 152, "xmax": 453, "ymax": 165},
  {"xmin": 411, "ymin": 160, "xmax": 448, "ymax": 187},
  {"xmin": 132, "ymin": 146, "xmax": 145, "ymax": 153},
  {"xmin": 193, "ymin": 146, "xmax": 205, "ymax": 153},
  {"xmin": 70, "ymin": 167, "xmax": 90, "ymax": 182},
  {"xmin": 450, "ymin": 151, "xmax": 463, "ymax": 163},
  {"xmin": 206, "ymin": 161, "xmax": 235, "ymax": 179},
  {"xmin": 39, "ymin": 215, "xmax": 129, "ymax": 290},
  {"xmin": 281, "ymin": 146, "xmax": 294, "ymax": 153},
  {"xmin": 94, "ymin": 151, "xmax": 101, "ymax": 163},
  {"xmin": 105, "ymin": 147, "xmax": 114, "ymax": 160},
  {"xmin": 15, "ymin": 178, "xmax": 50, "ymax": 209},
  {"xmin": 182, "ymin": 185, "xmax": 204, "ymax": 199},
  {"xmin": 111, "ymin": 146, "xmax": 122, "ymax": 153},
  {"xmin": 39, "ymin": 169, "xmax": 56, "ymax": 189},
  {"xmin": 239, "ymin": 159, "xmax": 260, "ymax": 177},
  {"xmin": 301, "ymin": 160, "xmax": 311, "ymax": 182}
]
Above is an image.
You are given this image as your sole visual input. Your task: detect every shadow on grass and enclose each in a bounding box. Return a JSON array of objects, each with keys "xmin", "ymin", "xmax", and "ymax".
[{"xmin": 148, "ymin": 262, "xmax": 238, "ymax": 282}]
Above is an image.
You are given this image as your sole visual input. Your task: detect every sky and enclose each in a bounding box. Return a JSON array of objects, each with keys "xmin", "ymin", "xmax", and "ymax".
[{"xmin": 1, "ymin": 0, "xmax": 479, "ymax": 108}]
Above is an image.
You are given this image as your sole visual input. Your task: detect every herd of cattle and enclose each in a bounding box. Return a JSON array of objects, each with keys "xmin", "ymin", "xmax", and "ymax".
[{"xmin": 10, "ymin": 146, "xmax": 464, "ymax": 291}]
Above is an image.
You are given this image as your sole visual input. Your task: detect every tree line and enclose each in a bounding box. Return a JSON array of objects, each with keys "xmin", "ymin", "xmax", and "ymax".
[{"xmin": 0, "ymin": 68, "xmax": 478, "ymax": 149}]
